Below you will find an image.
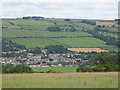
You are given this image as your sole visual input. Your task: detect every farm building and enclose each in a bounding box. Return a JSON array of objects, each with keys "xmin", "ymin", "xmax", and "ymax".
[{"xmin": 96, "ymin": 21, "xmax": 118, "ymax": 27}]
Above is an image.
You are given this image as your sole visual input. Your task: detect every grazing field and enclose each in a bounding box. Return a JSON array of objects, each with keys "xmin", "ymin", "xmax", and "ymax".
[
  {"xmin": 11, "ymin": 37, "xmax": 109, "ymax": 49},
  {"xmin": 52, "ymin": 37, "xmax": 108, "ymax": 47},
  {"xmin": 32, "ymin": 67, "xmax": 76, "ymax": 73},
  {"xmin": 11, "ymin": 37, "xmax": 117, "ymax": 50},
  {"xmin": 100, "ymin": 46, "xmax": 118, "ymax": 52},
  {"xmin": 11, "ymin": 38, "xmax": 59, "ymax": 48},
  {"xmin": 2, "ymin": 72, "xmax": 118, "ymax": 88},
  {"xmin": 2, "ymin": 20, "xmax": 12, "ymax": 25},
  {"xmin": 2, "ymin": 29, "xmax": 92, "ymax": 38},
  {"xmin": 68, "ymin": 48, "xmax": 108, "ymax": 52},
  {"xmin": 9, "ymin": 20, "xmax": 55, "ymax": 26},
  {"xmin": 101, "ymin": 27, "xmax": 118, "ymax": 32},
  {"xmin": 104, "ymin": 33, "xmax": 118, "ymax": 38}
]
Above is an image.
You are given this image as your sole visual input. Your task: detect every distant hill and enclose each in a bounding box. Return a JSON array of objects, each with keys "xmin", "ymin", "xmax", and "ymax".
[{"xmin": 2, "ymin": 17, "xmax": 118, "ymax": 52}]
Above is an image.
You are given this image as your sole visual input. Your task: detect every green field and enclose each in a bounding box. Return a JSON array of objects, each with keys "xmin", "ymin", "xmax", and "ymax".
[
  {"xmin": 104, "ymin": 33, "xmax": 118, "ymax": 38},
  {"xmin": 9, "ymin": 20, "xmax": 55, "ymax": 26},
  {"xmin": 11, "ymin": 38, "xmax": 59, "ymax": 48},
  {"xmin": 2, "ymin": 29, "xmax": 92, "ymax": 38},
  {"xmin": 2, "ymin": 20, "xmax": 12, "ymax": 25},
  {"xmin": 32, "ymin": 67, "xmax": 76, "ymax": 72},
  {"xmin": 11, "ymin": 37, "xmax": 117, "ymax": 51},
  {"xmin": 100, "ymin": 46, "xmax": 118, "ymax": 52},
  {"xmin": 2, "ymin": 72, "xmax": 118, "ymax": 88},
  {"xmin": 101, "ymin": 27, "xmax": 118, "ymax": 33},
  {"xmin": 52, "ymin": 37, "xmax": 108, "ymax": 47},
  {"xmin": 11, "ymin": 37, "xmax": 110, "ymax": 49}
]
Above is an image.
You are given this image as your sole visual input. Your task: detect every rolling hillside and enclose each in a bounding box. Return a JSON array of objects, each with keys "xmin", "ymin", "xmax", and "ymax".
[{"xmin": 2, "ymin": 18, "xmax": 118, "ymax": 52}]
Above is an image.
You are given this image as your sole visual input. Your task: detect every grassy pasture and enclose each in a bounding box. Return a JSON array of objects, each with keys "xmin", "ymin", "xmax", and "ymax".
[
  {"xmin": 9, "ymin": 19, "xmax": 55, "ymax": 26},
  {"xmin": 11, "ymin": 38, "xmax": 59, "ymax": 48},
  {"xmin": 3, "ymin": 25, "xmax": 21, "ymax": 29},
  {"xmin": 10, "ymin": 37, "xmax": 108, "ymax": 49},
  {"xmin": 2, "ymin": 20, "xmax": 21, "ymax": 29},
  {"xmin": 101, "ymin": 27, "xmax": 118, "ymax": 33},
  {"xmin": 7, "ymin": 19, "xmax": 55, "ymax": 30},
  {"xmin": 55, "ymin": 21, "xmax": 72, "ymax": 26},
  {"xmin": 18, "ymin": 25, "xmax": 49, "ymax": 30},
  {"xmin": 10, "ymin": 37, "xmax": 116, "ymax": 50},
  {"xmin": 71, "ymin": 22, "xmax": 95, "ymax": 28},
  {"xmin": 101, "ymin": 46, "xmax": 118, "ymax": 52},
  {"xmin": 2, "ymin": 20, "xmax": 12, "ymax": 25},
  {"xmin": 103, "ymin": 33, "xmax": 118, "ymax": 38},
  {"xmin": 2, "ymin": 72, "xmax": 118, "ymax": 88},
  {"xmin": 52, "ymin": 37, "xmax": 108, "ymax": 48},
  {"xmin": 2, "ymin": 29, "xmax": 92, "ymax": 38},
  {"xmin": 32, "ymin": 67, "xmax": 76, "ymax": 73}
]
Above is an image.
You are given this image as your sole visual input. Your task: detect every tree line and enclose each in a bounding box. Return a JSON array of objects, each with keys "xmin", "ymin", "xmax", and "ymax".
[
  {"xmin": 2, "ymin": 64, "xmax": 33, "ymax": 73},
  {"xmin": 87, "ymin": 30, "xmax": 118, "ymax": 48},
  {"xmin": 45, "ymin": 45, "xmax": 68, "ymax": 54},
  {"xmin": 81, "ymin": 20, "xmax": 96, "ymax": 25},
  {"xmin": 2, "ymin": 39, "xmax": 26, "ymax": 52},
  {"xmin": 47, "ymin": 26, "xmax": 76, "ymax": 32}
]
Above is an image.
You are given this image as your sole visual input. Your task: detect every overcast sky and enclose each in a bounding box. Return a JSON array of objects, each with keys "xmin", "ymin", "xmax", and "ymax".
[{"xmin": 0, "ymin": 0, "xmax": 119, "ymax": 20}]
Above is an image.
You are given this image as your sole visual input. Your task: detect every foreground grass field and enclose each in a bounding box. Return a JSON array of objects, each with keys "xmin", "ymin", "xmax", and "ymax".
[
  {"xmin": 2, "ymin": 72, "xmax": 118, "ymax": 88},
  {"xmin": 32, "ymin": 67, "xmax": 76, "ymax": 72}
]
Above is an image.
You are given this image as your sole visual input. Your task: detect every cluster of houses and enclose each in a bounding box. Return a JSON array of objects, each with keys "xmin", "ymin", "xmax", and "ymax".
[{"xmin": 1, "ymin": 50, "xmax": 90, "ymax": 67}]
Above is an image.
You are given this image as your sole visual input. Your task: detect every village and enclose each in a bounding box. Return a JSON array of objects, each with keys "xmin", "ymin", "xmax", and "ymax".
[{"xmin": 1, "ymin": 48, "xmax": 95, "ymax": 67}]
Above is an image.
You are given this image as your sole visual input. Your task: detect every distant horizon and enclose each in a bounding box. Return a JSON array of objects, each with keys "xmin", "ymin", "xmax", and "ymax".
[
  {"xmin": 1, "ymin": 0, "xmax": 118, "ymax": 20},
  {"xmin": 1, "ymin": 16, "xmax": 116, "ymax": 20}
]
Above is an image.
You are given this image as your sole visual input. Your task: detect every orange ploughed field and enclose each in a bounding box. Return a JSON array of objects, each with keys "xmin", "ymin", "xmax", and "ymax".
[{"xmin": 68, "ymin": 48, "xmax": 108, "ymax": 52}]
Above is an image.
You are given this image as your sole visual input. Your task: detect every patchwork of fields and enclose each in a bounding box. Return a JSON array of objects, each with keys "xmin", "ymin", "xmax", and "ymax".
[
  {"xmin": 2, "ymin": 19, "xmax": 118, "ymax": 52},
  {"xmin": 2, "ymin": 19, "xmax": 119, "ymax": 88}
]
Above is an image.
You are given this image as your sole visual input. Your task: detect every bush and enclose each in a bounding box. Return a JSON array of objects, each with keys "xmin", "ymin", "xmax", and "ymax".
[
  {"xmin": 47, "ymin": 69, "xmax": 60, "ymax": 73},
  {"xmin": 91, "ymin": 64, "xmax": 118, "ymax": 72},
  {"xmin": 47, "ymin": 26, "xmax": 61, "ymax": 32},
  {"xmin": 76, "ymin": 67, "xmax": 93, "ymax": 72},
  {"xmin": 81, "ymin": 20, "xmax": 96, "ymax": 25},
  {"xmin": 9, "ymin": 65, "xmax": 33, "ymax": 73},
  {"xmin": 92, "ymin": 65, "xmax": 104, "ymax": 72},
  {"xmin": 76, "ymin": 64, "xmax": 119, "ymax": 72},
  {"xmin": 45, "ymin": 45, "xmax": 68, "ymax": 54},
  {"xmin": 104, "ymin": 64, "xmax": 118, "ymax": 72}
]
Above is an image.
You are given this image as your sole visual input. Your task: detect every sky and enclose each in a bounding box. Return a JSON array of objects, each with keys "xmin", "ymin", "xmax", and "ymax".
[{"xmin": 0, "ymin": 0, "xmax": 119, "ymax": 20}]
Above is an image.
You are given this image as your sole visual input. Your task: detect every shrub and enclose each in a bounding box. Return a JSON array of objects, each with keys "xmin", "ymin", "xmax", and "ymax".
[
  {"xmin": 92, "ymin": 65, "xmax": 104, "ymax": 72},
  {"xmin": 9, "ymin": 65, "xmax": 33, "ymax": 73},
  {"xmin": 104, "ymin": 64, "xmax": 118, "ymax": 72},
  {"xmin": 76, "ymin": 67, "xmax": 93, "ymax": 72},
  {"xmin": 47, "ymin": 26, "xmax": 61, "ymax": 32}
]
